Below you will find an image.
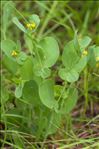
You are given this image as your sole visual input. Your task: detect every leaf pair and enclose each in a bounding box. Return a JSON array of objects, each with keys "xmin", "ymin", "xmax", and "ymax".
[
  {"xmin": 30, "ymin": 37, "xmax": 59, "ymax": 79},
  {"xmin": 1, "ymin": 40, "xmax": 27, "ymax": 65},
  {"xmin": 12, "ymin": 14, "xmax": 40, "ymax": 33},
  {"xmin": 59, "ymin": 35, "xmax": 91, "ymax": 82},
  {"xmin": 39, "ymin": 79, "xmax": 78, "ymax": 114},
  {"xmin": 19, "ymin": 79, "xmax": 57, "ymax": 110}
]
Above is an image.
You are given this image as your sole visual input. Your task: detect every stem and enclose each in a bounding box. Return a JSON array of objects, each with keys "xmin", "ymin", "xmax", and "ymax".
[
  {"xmin": 38, "ymin": 1, "xmax": 58, "ymax": 38},
  {"xmin": 32, "ymin": 39, "xmax": 43, "ymax": 69},
  {"xmin": 66, "ymin": 113, "xmax": 72, "ymax": 132},
  {"xmin": 62, "ymin": 10, "xmax": 76, "ymax": 32},
  {"xmin": 41, "ymin": 111, "xmax": 53, "ymax": 149},
  {"xmin": 81, "ymin": 10, "xmax": 90, "ymax": 35},
  {"xmin": 9, "ymin": 3, "xmax": 28, "ymax": 23},
  {"xmin": 26, "ymin": 33, "xmax": 43, "ymax": 69},
  {"xmin": 58, "ymin": 82, "xmax": 67, "ymax": 102},
  {"xmin": 84, "ymin": 67, "xmax": 89, "ymax": 114},
  {"xmin": 3, "ymin": 30, "xmax": 6, "ymax": 40}
]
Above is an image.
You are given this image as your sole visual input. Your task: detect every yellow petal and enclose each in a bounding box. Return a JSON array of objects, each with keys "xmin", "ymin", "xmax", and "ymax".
[
  {"xmin": 83, "ymin": 50, "xmax": 88, "ymax": 55},
  {"xmin": 96, "ymin": 56, "xmax": 99, "ymax": 62},
  {"xmin": 31, "ymin": 22, "xmax": 36, "ymax": 28},
  {"xmin": 11, "ymin": 50, "xmax": 18, "ymax": 57}
]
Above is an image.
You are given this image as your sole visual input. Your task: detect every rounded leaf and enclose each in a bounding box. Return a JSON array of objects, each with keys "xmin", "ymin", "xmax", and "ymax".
[
  {"xmin": 47, "ymin": 112, "xmax": 61, "ymax": 135},
  {"xmin": 39, "ymin": 37, "xmax": 59, "ymax": 67},
  {"xmin": 75, "ymin": 56, "xmax": 88, "ymax": 73},
  {"xmin": 16, "ymin": 52, "xmax": 27, "ymax": 65},
  {"xmin": 60, "ymin": 87, "xmax": 78, "ymax": 114},
  {"xmin": 59, "ymin": 68, "xmax": 79, "ymax": 83},
  {"xmin": 62, "ymin": 40, "xmax": 80, "ymax": 71},
  {"xmin": 79, "ymin": 36, "xmax": 92, "ymax": 50},
  {"xmin": 2, "ymin": 55, "xmax": 18, "ymax": 74},
  {"xmin": 34, "ymin": 67, "xmax": 51, "ymax": 79},
  {"xmin": 39, "ymin": 79, "xmax": 57, "ymax": 109},
  {"xmin": 20, "ymin": 57, "xmax": 34, "ymax": 80},
  {"xmin": 29, "ymin": 14, "xmax": 40, "ymax": 28},
  {"xmin": 15, "ymin": 83, "xmax": 24, "ymax": 98},
  {"xmin": 1, "ymin": 39, "xmax": 17, "ymax": 60},
  {"xmin": 22, "ymin": 80, "xmax": 40, "ymax": 105}
]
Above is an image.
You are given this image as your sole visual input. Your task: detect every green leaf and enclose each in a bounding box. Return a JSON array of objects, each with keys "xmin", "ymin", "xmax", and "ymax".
[
  {"xmin": 73, "ymin": 32, "xmax": 81, "ymax": 56},
  {"xmin": 62, "ymin": 40, "xmax": 80, "ymax": 71},
  {"xmin": 16, "ymin": 52, "xmax": 27, "ymax": 65},
  {"xmin": 60, "ymin": 87, "xmax": 78, "ymax": 114},
  {"xmin": 93, "ymin": 46, "xmax": 99, "ymax": 58},
  {"xmin": 47, "ymin": 112, "xmax": 61, "ymax": 135},
  {"xmin": 1, "ymin": 39, "xmax": 27, "ymax": 65},
  {"xmin": 39, "ymin": 79, "xmax": 57, "ymax": 109},
  {"xmin": 29, "ymin": 14, "xmax": 40, "ymax": 28},
  {"xmin": 22, "ymin": 80, "xmax": 40, "ymax": 105},
  {"xmin": 15, "ymin": 83, "xmax": 24, "ymax": 98},
  {"xmin": 88, "ymin": 45, "xmax": 99, "ymax": 68},
  {"xmin": 79, "ymin": 36, "xmax": 91, "ymax": 50},
  {"xmin": 59, "ymin": 38, "xmax": 89, "ymax": 82},
  {"xmin": 20, "ymin": 57, "xmax": 34, "ymax": 80},
  {"xmin": 75, "ymin": 56, "xmax": 88, "ymax": 73},
  {"xmin": 41, "ymin": 68, "xmax": 51, "ymax": 79},
  {"xmin": 34, "ymin": 67, "xmax": 51, "ymax": 79},
  {"xmin": 32, "ymin": 46, "xmax": 44, "ymax": 68},
  {"xmin": 12, "ymin": 17, "xmax": 26, "ymax": 33},
  {"xmin": 59, "ymin": 55, "xmax": 88, "ymax": 83},
  {"xmin": 1, "ymin": 39, "xmax": 17, "ymax": 60},
  {"xmin": 59, "ymin": 68, "xmax": 79, "ymax": 83},
  {"xmin": 2, "ymin": 55, "xmax": 19, "ymax": 74},
  {"xmin": 24, "ymin": 34, "xmax": 33, "ymax": 54},
  {"xmin": 39, "ymin": 37, "xmax": 59, "ymax": 67},
  {"xmin": 3, "ymin": 1, "xmax": 14, "ymax": 33},
  {"xmin": 32, "ymin": 37, "xmax": 59, "ymax": 78},
  {"xmin": 1, "ymin": 86, "xmax": 9, "ymax": 104}
]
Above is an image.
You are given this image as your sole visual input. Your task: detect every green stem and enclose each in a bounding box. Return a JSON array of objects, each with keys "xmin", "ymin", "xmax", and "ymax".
[
  {"xmin": 81, "ymin": 10, "xmax": 90, "ymax": 35},
  {"xmin": 9, "ymin": 3, "xmax": 28, "ymax": 23},
  {"xmin": 58, "ymin": 82, "xmax": 67, "ymax": 102},
  {"xmin": 38, "ymin": 1, "xmax": 58, "ymax": 38},
  {"xmin": 26, "ymin": 33, "xmax": 43, "ymax": 69},
  {"xmin": 66, "ymin": 113, "xmax": 72, "ymax": 132},
  {"xmin": 32, "ymin": 39, "xmax": 43, "ymax": 69},
  {"xmin": 84, "ymin": 67, "xmax": 89, "ymax": 114},
  {"xmin": 41, "ymin": 111, "xmax": 53, "ymax": 149}
]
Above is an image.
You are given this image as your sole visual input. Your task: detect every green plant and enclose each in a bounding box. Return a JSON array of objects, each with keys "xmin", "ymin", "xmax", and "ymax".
[{"xmin": 1, "ymin": 1, "xmax": 99, "ymax": 148}]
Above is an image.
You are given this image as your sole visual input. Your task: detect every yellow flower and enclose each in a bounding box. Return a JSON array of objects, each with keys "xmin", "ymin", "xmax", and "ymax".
[
  {"xmin": 26, "ymin": 23, "xmax": 31, "ymax": 28},
  {"xmin": 82, "ymin": 50, "xmax": 88, "ymax": 57},
  {"xmin": 31, "ymin": 22, "xmax": 36, "ymax": 28},
  {"xmin": 83, "ymin": 50, "xmax": 88, "ymax": 55},
  {"xmin": 96, "ymin": 56, "xmax": 99, "ymax": 62},
  {"xmin": 11, "ymin": 50, "xmax": 18, "ymax": 57},
  {"xmin": 26, "ymin": 22, "xmax": 36, "ymax": 30}
]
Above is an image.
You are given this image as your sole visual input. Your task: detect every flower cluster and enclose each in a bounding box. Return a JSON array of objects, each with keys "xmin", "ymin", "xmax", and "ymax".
[
  {"xmin": 26, "ymin": 22, "xmax": 36, "ymax": 30},
  {"xmin": 82, "ymin": 50, "xmax": 88, "ymax": 57},
  {"xmin": 11, "ymin": 50, "xmax": 18, "ymax": 57}
]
